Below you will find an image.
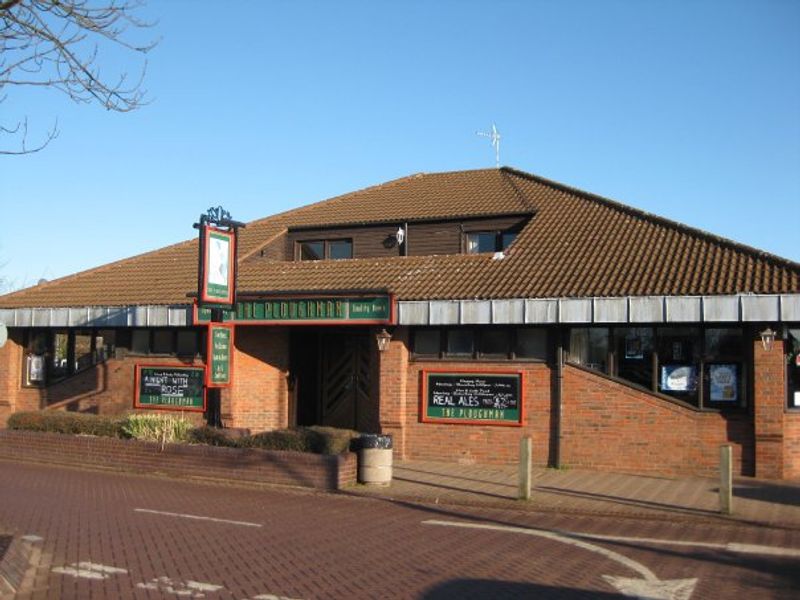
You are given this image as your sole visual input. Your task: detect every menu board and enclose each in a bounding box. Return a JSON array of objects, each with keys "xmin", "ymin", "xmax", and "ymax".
[
  {"xmin": 421, "ymin": 371, "xmax": 523, "ymax": 425},
  {"xmin": 709, "ymin": 363, "xmax": 738, "ymax": 402},
  {"xmin": 134, "ymin": 365, "xmax": 206, "ymax": 411}
]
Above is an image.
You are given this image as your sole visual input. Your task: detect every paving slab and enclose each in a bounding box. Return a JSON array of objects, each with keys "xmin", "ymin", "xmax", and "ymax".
[{"xmin": 348, "ymin": 460, "xmax": 800, "ymax": 528}]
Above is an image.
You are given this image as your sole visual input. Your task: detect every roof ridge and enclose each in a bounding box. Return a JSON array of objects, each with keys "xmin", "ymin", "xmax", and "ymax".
[{"xmin": 503, "ymin": 166, "xmax": 800, "ymax": 273}]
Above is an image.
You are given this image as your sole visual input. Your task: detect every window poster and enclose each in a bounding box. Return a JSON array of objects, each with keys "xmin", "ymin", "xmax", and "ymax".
[
  {"xmin": 27, "ymin": 355, "xmax": 44, "ymax": 383},
  {"xmin": 660, "ymin": 365, "xmax": 697, "ymax": 392},
  {"xmin": 709, "ymin": 363, "xmax": 738, "ymax": 402},
  {"xmin": 625, "ymin": 337, "xmax": 643, "ymax": 359}
]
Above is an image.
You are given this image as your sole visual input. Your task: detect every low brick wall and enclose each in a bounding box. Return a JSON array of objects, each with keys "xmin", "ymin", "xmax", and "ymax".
[{"xmin": 0, "ymin": 430, "xmax": 357, "ymax": 491}]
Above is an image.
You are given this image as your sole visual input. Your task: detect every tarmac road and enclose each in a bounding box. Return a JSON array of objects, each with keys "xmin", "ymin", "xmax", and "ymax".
[{"xmin": 0, "ymin": 460, "xmax": 798, "ymax": 599}]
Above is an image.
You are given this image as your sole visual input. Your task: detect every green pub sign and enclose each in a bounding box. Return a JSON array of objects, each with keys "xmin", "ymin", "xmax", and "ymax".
[
  {"xmin": 421, "ymin": 371, "xmax": 523, "ymax": 426},
  {"xmin": 134, "ymin": 365, "xmax": 206, "ymax": 412},
  {"xmin": 207, "ymin": 324, "xmax": 233, "ymax": 387},
  {"xmin": 195, "ymin": 295, "xmax": 392, "ymax": 325}
]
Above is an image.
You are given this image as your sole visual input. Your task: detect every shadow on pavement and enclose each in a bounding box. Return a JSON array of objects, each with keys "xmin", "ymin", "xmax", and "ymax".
[
  {"xmin": 420, "ymin": 579, "xmax": 620, "ymax": 599},
  {"xmin": 734, "ymin": 481, "xmax": 800, "ymax": 508}
]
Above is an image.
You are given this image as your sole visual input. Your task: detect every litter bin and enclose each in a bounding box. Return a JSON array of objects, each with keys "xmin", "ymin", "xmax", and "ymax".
[{"xmin": 358, "ymin": 434, "xmax": 393, "ymax": 485}]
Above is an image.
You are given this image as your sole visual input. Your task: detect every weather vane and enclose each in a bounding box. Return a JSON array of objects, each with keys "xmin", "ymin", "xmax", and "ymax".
[{"xmin": 476, "ymin": 122, "xmax": 501, "ymax": 168}]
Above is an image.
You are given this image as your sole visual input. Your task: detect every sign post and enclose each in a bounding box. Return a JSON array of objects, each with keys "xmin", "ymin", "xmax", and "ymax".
[{"xmin": 195, "ymin": 206, "xmax": 245, "ymax": 426}]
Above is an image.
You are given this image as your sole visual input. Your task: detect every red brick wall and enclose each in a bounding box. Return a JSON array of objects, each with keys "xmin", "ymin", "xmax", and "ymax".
[
  {"xmin": 387, "ymin": 339, "xmax": 755, "ymax": 477},
  {"xmin": 784, "ymin": 413, "xmax": 800, "ymax": 479},
  {"xmin": 397, "ymin": 358, "xmax": 552, "ymax": 466},
  {"xmin": 0, "ymin": 430, "xmax": 356, "ymax": 490},
  {"xmin": 0, "ymin": 332, "xmax": 204, "ymax": 426},
  {"xmin": 224, "ymin": 326, "xmax": 289, "ymax": 433},
  {"xmin": 561, "ymin": 365, "xmax": 753, "ymax": 476},
  {"xmin": 753, "ymin": 339, "xmax": 787, "ymax": 479}
]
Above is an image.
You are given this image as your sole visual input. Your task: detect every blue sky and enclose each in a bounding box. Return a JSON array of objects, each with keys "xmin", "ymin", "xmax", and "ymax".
[{"xmin": 1, "ymin": 0, "xmax": 799, "ymax": 290}]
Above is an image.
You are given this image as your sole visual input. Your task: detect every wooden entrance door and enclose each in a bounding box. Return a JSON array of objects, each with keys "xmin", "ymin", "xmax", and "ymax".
[{"xmin": 320, "ymin": 332, "xmax": 371, "ymax": 430}]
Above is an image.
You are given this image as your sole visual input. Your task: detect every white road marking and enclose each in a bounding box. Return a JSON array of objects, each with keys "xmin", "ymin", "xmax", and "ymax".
[
  {"xmin": 186, "ymin": 580, "xmax": 225, "ymax": 592},
  {"xmin": 20, "ymin": 535, "xmax": 43, "ymax": 543},
  {"xmin": 424, "ymin": 519, "xmax": 698, "ymax": 600},
  {"xmin": 135, "ymin": 508, "xmax": 262, "ymax": 528},
  {"xmin": 52, "ymin": 562, "xmax": 128, "ymax": 580},
  {"xmin": 251, "ymin": 595, "xmax": 304, "ymax": 600},
  {"xmin": 136, "ymin": 576, "xmax": 223, "ymax": 598},
  {"xmin": 570, "ymin": 532, "xmax": 800, "ymax": 559}
]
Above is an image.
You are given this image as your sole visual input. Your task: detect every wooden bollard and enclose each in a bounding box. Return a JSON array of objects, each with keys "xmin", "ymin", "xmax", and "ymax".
[
  {"xmin": 519, "ymin": 435, "xmax": 532, "ymax": 500},
  {"xmin": 719, "ymin": 444, "xmax": 733, "ymax": 515}
]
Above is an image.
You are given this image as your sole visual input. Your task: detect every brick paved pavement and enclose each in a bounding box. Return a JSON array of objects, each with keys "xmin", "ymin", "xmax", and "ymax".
[
  {"xmin": 351, "ymin": 460, "xmax": 800, "ymax": 527},
  {"xmin": 1, "ymin": 459, "xmax": 799, "ymax": 599}
]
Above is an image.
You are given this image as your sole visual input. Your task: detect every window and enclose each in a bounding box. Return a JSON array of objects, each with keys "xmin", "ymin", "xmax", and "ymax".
[
  {"xmin": 132, "ymin": 329, "xmax": 150, "ymax": 354},
  {"xmin": 568, "ymin": 328, "xmax": 609, "ymax": 372},
  {"xmin": 446, "ymin": 329, "xmax": 474, "ymax": 356},
  {"xmin": 786, "ymin": 329, "xmax": 800, "ymax": 409},
  {"xmin": 152, "ymin": 330, "xmax": 175, "ymax": 354},
  {"xmin": 614, "ymin": 327, "xmax": 654, "ymax": 389},
  {"xmin": 465, "ymin": 230, "xmax": 518, "ymax": 254},
  {"xmin": 298, "ymin": 239, "xmax": 352, "ymax": 260},
  {"xmin": 478, "ymin": 329, "xmax": 509, "ymax": 357},
  {"xmin": 413, "ymin": 329, "xmax": 440, "ymax": 356},
  {"xmin": 514, "ymin": 328, "xmax": 547, "ymax": 360},
  {"xmin": 410, "ymin": 327, "xmax": 548, "ymax": 361},
  {"xmin": 328, "ymin": 240, "xmax": 353, "ymax": 260},
  {"xmin": 567, "ymin": 325, "xmax": 749, "ymax": 409},
  {"xmin": 24, "ymin": 328, "xmax": 114, "ymax": 386}
]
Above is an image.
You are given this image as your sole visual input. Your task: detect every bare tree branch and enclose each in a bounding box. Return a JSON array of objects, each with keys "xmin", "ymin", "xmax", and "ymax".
[{"xmin": 1, "ymin": 0, "xmax": 157, "ymax": 155}]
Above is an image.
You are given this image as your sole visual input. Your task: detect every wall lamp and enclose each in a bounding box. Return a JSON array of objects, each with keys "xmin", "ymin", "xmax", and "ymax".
[
  {"xmin": 760, "ymin": 327, "xmax": 777, "ymax": 352},
  {"xmin": 376, "ymin": 328, "xmax": 392, "ymax": 352}
]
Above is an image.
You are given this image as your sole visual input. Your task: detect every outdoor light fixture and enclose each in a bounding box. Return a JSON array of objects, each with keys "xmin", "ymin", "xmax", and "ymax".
[
  {"xmin": 760, "ymin": 327, "xmax": 777, "ymax": 352},
  {"xmin": 395, "ymin": 227, "xmax": 405, "ymax": 245},
  {"xmin": 376, "ymin": 328, "xmax": 392, "ymax": 352}
]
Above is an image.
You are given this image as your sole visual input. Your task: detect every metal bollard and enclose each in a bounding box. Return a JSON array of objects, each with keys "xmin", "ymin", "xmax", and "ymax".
[
  {"xmin": 519, "ymin": 435, "xmax": 532, "ymax": 500},
  {"xmin": 719, "ymin": 444, "xmax": 733, "ymax": 515}
]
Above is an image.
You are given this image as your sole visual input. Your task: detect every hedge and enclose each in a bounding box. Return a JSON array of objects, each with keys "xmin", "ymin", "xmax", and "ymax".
[
  {"xmin": 7, "ymin": 411, "xmax": 126, "ymax": 438},
  {"xmin": 7, "ymin": 412, "xmax": 358, "ymax": 455}
]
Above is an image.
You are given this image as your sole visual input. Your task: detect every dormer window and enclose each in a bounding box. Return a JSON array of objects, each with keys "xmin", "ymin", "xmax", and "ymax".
[
  {"xmin": 297, "ymin": 239, "xmax": 353, "ymax": 261},
  {"xmin": 465, "ymin": 230, "xmax": 518, "ymax": 254}
]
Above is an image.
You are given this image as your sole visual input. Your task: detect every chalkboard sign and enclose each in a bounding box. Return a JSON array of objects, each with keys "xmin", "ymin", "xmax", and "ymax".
[
  {"xmin": 134, "ymin": 364, "xmax": 206, "ymax": 412},
  {"xmin": 421, "ymin": 370, "xmax": 523, "ymax": 425}
]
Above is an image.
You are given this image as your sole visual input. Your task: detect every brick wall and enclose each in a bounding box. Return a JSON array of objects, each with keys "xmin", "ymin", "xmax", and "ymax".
[
  {"xmin": 784, "ymin": 413, "xmax": 800, "ymax": 479},
  {"xmin": 0, "ymin": 430, "xmax": 356, "ymax": 490},
  {"xmin": 561, "ymin": 365, "xmax": 753, "ymax": 476},
  {"xmin": 0, "ymin": 332, "xmax": 205, "ymax": 426},
  {"xmin": 753, "ymin": 338, "xmax": 787, "ymax": 479},
  {"xmin": 397, "ymin": 359, "xmax": 552, "ymax": 466},
  {"xmin": 224, "ymin": 326, "xmax": 289, "ymax": 432},
  {"xmin": 390, "ymin": 347, "xmax": 755, "ymax": 477}
]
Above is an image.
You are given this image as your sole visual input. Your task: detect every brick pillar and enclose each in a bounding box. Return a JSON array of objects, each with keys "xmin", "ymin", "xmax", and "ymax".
[
  {"xmin": 225, "ymin": 326, "xmax": 289, "ymax": 433},
  {"xmin": 378, "ymin": 327, "xmax": 408, "ymax": 459},
  {"xmin": 0, "ymin": 330, "xmax": 24, "ymax": 425},
  {"xmin": 753, "ymin": 336, "xmax": 786, "ymax": 479}
]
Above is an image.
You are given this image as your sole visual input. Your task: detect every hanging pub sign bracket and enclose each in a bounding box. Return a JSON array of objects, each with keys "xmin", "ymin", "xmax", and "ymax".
[{"xmin": 194, "ymin": 206, "xmax": 246, "ymax": 310}]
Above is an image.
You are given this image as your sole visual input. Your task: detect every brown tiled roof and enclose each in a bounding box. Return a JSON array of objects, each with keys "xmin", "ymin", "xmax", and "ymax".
[{"xmin": 1, "ymin": 167, "xmax": 798, "ymax": 308}]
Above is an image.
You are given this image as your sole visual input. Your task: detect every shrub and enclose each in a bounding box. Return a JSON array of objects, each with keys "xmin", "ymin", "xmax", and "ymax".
[
  {"xmin": 187, "ymin": 426, "xmax": 238, "ymax": 447},
  {"xmin": 121, "ymin": 413, "xmax": 192, "ymax": 447},
  {"xmin": 7, "ymin": 411, "xmax": 125, "ymax": 438},
  {"xmin": 238, "ymin": 428, "xmax": 311, "ymax": 452},
  {"xmin": 237, "ymin": 426, "xmax": 358, "ymax": 455},
  {"xmin": 306, "ymin": 426, "xmax": 359, "ymax": 455}
]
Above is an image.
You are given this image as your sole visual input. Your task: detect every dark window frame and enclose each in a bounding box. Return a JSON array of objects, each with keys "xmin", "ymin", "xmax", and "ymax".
[
  {"xmin": 410, "ymin": 326, "xmax": 548, "ymax": 362},
  {"xmin": 565, "ymin": 324, "xmax": 751, "ymax": 412},
  {"xmin": 464, "ymin": 229, "xmax": 519, "ymax": 254},
  {"xmin": 296, "ymin": 238, "xmax": 354, "ymax": 261}
]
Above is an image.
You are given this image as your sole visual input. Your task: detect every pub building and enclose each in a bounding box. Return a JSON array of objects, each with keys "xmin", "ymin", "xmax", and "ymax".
[{"xmin": 1, "ymin": 167, "xmax": 799, "ymax": 479}]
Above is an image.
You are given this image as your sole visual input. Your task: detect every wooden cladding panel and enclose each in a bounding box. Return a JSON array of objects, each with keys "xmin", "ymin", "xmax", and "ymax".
[
  {"xmin": 288, "ymin": 225, "xmax": 401, "ymax": 260},
  {"xmin": 285, "ymin": 215, "xmax": 530, "ymax": 260}
]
